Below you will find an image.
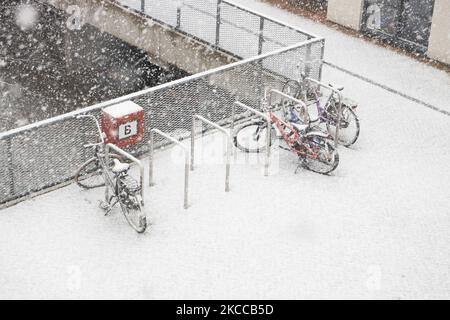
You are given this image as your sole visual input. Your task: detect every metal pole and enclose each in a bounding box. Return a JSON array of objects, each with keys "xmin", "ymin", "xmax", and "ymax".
[
  {"xmin": 184, "ymin": 153, "xmax": 189, "ymax": 209},
  {"xmin": 6, "ymin": 137, "xmax": 15, "ymax": 197},
  {"xmin": 230, "ymin": 102, "xmax": 236, "ymax": 134},
  {"xmin": 149, "ymin": 131, "xmax": 155, "ymax": 186},
  {"xmin": 335, "ymin": 98, "xmax": 342, "ymax": 147},
  {"xmin": 225, "ymin": 137, "xmax": 231, "ymax": 192},
  {"xmin": 258, "ymin": 16, "xmax": 265, "ymax": 55},
  {"xmin": 215, "ymin": 0, "xmax": 222, "ymax": 47},
  {"xmin": 104, "ymin": 144, "xmax": 110, "ymax": 203},
  {"xmin": 257, "ymin": 17, "xmax": 265, "ymax": 109},
  {"xmin": 190, "ymin": 116, "xmax": 196, "ymax": 171},
  {"xmin": 264, "ymin": 117, "xmax": 271, "ymax": 176},
  {"xmin": 318, "ymin": 39, "xmax": 325, "ymax": 82},
  {"xmin": 176, "ymin": 4, "xmax": 181, "ymax": 29},
  {"xmin": 305, "ymin": 43, "xmax": 312, "ymax": 78},
  {"xmin": 141, "ymin": 0, "xmax": 145, "ymax": 13}
]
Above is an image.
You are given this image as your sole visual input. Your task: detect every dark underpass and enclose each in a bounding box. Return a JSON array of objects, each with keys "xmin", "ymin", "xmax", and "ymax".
[{"xmin": 0, "ymin": 0, "xmax": 189, "ymax": 132}]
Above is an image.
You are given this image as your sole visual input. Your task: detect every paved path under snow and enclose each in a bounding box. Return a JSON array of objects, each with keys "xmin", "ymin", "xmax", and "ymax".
[{"xmin": 0, "ymin": 0, "xmax": 449, "ymax": 299}]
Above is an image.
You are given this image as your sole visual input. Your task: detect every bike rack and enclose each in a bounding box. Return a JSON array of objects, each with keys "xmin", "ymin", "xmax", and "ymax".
[
  {"xmin": 305, "ymin": 77, "xmax": 343, "ymax": 147},
  {"xmin": 231, "ymin": 101, "xmax": 272, "ymax": 176},
  {"xmin": 265, "ymin": 88, "xmax": 308, "ymax": 115},
  {"xmin": 191, "ymin": 114, "xmax": 232, "ymax": 192},
  {"xmin": 149, "ymin": 129, "xmax": 190, "ymax": 209},
  {"xmin": 105, "ymin": 143, "xmax": 145, "ymax": 206}
]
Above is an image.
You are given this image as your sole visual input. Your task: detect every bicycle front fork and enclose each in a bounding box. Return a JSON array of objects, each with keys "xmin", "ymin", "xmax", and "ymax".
[{"xmin": 99, "ymin": 195, "xmax": 119, "ymax": 215}]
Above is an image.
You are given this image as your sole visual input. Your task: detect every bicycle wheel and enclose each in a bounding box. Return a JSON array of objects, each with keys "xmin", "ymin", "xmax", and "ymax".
[
  {"xmin": 233, "ymin": 121, "xmax": 275, "ymax": 153},
  {"xmin": 302, "ymin": 136, "xmax": 339, "ymax": 175},
  {"xmin": 120, "ymin": 193, "xmax": 146, "ymax": 233},
  {"xmin": 75, "ymin": 154, "xmax": 122, "ymax": 189},
  {"xmin": 326, "ymin": 104, "xmax": 360, "ymax": 147}
]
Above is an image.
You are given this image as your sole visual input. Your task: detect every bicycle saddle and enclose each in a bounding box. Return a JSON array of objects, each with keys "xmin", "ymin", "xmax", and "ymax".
[
  {"xmin": 328, "ymin": 83, "xmax": 344, "ymax": 91},
  {"xmin": 112, "ymin": 159, "xmax": 130, "ymax": 174}
]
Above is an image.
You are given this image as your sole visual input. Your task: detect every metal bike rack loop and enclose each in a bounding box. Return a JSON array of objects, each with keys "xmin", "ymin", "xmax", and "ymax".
[
  {"xmin": 266, "ymin": 88, "xmax": 308, "ymax": 114},
  {"xmin": 191, "ymin": 114, "xmax": 232, "ymax": 192},
  {"xmin": 305, "ymin": 77, "xmax": 343, "ymax": 147},
  {"xmin": 105, "ymin": 143, "xmax": 145, "ymax": 205},
  {"xmin": 149, "ymin": 129, "xmax": 190, "ymax": 209},
  {"xmin": 231, "ymin": 101, "xmax": 272, "ymax": 177}
]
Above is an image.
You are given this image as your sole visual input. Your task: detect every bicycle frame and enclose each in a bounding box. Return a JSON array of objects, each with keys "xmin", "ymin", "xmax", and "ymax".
[
  {"xmin": 268, "ymin": 111, "xmax": 323, "ymax": 160},
  {"xmin": 309, "ymin": 93, "xmax": 338, "ymax": 126}
]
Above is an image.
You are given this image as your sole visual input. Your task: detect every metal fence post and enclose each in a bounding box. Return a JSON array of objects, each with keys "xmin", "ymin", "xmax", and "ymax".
[
  {"xmin": 305, "ymin": 42, "xmax": 312, "ymax": 78},
  {"xmin": 6, "ymin": 137, "xmax": 15, "ymax": 197},
  {"xmin": 141, "ymin": 0, "xmax": 145, "ymax": 13},
  {"xmin": 190, "ymin": 117, "xmax": 196, "ymax": 171},
  {"xmin": 176, "ymin": 3, "xmax": 182, "ymax": 29},
  {"xmin": 184, "ymin": 152, "xmax": 189, "ymax": 209},
  {"xmin": 318, "ymin": 39, "xmax": 325, "ymax": 81},
  {"xmin": 215, "ymin": 0, "xmax": 222, "ymax": 47},
  {"xmin": 149, "ymin": 130, "xmax": 155, "ymax": 186},
  {"xmin": 258, "ymin": 16, "xmax": 265, "ymax": 55},
  {"xmin": 257, "ymin": 16, "xmax": 265, "ymax": 108}
]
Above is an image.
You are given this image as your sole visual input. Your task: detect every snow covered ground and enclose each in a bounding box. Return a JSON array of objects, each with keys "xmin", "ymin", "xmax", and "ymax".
[{"xmin": 0, "ymin": 0, "xmax": 449, "ymax": 299}]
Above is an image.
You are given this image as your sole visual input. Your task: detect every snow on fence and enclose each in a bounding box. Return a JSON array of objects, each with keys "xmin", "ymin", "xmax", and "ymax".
[{"xmin": 0, "ymin": 0, "xmax": 324, "ymax": 208}]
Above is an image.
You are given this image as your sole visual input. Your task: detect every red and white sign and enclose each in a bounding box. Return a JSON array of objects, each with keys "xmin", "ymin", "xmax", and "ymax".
[{"xmin": 101, "ymin": 101, "xmax": 144, "ymax": 148}]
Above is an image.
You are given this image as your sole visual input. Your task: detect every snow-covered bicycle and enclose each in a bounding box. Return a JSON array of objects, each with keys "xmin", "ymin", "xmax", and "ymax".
[
  {"xmin": 75, "ymin": 115, "xmax": 147, "ymax": 233},
  {"xmin": 282, "ymin": 69, "xmax": 360, "ymax": 147},
  {"xmin": 233, "ymin": 99, "xmax": 339, "ymax": 175}
]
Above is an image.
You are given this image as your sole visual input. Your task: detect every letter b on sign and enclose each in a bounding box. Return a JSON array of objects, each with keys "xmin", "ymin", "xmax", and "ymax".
[{"xmin": 119, "ymin": 121, "xmax": 138, "ymax": 140}]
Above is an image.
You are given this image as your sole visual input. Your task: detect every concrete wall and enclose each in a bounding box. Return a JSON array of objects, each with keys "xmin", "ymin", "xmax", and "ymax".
[
  {"xmin": 48, "ymin": 0, "xmax": 236, "ymax": 74},
  {"xmin": 327, "ymin": 0, "xmax": 364, "ymax": 31},
  {"xmin": 427, "ymin": 0, "xmax": 450, "ymax": 65},
  {"xmin": 45, "ymin": 0, "xmax": 304, "ymax": 112}
]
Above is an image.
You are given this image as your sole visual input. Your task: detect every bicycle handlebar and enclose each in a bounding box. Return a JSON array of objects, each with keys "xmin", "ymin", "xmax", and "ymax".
[{"xmin": 76, "ymin": 114, "xmax": 105, "ymax": 145}]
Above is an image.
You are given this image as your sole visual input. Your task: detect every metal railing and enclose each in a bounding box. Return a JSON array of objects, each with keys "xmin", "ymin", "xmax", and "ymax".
[
  {"xmin": 0, "ymin": 0, "xmax": 324, "ymax": 208},
  {"xmin": 149, "ymin": 129, "xmax": 190, "ymax": 209},
  {"xmin": 266, "ymin": 88, "xmax": 308, "ymax": 113},
  {"xmin": 191, "ymin": 114, "xmax": 232, "ymax": 192},
  {"xmin": 116, "ymin": 0, "xmax": 321, "ymax": 77},
  {"xmin": 231, "ymin": 101, "xmax": 272, "ymax": 176}
]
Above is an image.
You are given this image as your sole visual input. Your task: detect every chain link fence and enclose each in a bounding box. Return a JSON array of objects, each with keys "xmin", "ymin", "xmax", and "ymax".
[{"xmin": 0, "ymin": 0, "xmax": 324, "ymax": 207}]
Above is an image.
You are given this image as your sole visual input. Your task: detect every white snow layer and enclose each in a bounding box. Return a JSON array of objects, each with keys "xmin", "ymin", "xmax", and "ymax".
[{"xmin": 0, "ymin": 0, "xmax": 449, "ymax": 299}]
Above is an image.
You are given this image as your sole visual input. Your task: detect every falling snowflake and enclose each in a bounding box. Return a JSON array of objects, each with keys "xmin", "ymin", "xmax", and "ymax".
[{"xmin": 15, "ymin": 4, "xmax": 39, "ymax": 31}]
